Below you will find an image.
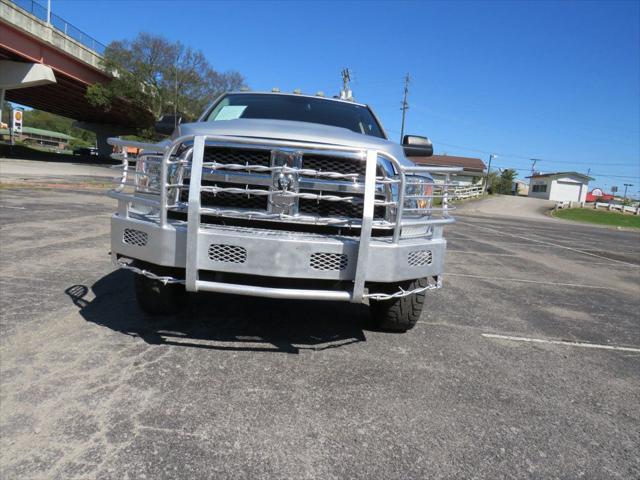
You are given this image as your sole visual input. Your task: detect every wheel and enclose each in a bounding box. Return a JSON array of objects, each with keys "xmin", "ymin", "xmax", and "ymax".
[
  {"xmin": 134, "ymin": 273, "xmax": 186, "ymax": 316},
  {"xmin": 369, "ymin": 278, "xmax": 428, "ymax": 332}
]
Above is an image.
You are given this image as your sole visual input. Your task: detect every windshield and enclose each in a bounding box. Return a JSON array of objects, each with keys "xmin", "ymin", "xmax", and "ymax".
[{"xmin": 204, "ymin": 93, "xmax": 385, "ymax": 138}]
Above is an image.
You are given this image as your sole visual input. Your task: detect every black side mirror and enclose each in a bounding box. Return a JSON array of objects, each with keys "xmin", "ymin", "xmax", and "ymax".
[
  {"xmin": 402, "ymin": 135, "xmax": 433, "ymax": 157},
  {"xmin": 155, "ymin": 114, "xmax": 182, "ymax": 135}
]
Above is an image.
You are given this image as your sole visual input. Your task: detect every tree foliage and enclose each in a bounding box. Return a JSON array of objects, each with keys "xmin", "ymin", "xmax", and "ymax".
[
  {"xmin": 490, "ymin": 168, "xmax": 518, "ymax": 194},
  {"xmin": 86, "ymin": 33, "xmax": 245, "ymax": 129}
]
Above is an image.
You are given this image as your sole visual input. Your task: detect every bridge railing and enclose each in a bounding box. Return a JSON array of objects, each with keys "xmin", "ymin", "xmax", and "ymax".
[{"xmin": 9, "ymin": 0, "xmax": 107, "ymax": 54}]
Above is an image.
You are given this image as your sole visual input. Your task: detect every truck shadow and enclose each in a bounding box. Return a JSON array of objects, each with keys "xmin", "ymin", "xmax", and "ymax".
[{"xmin": 65, "ymin": 270, "xmax": 369, "ymax": 354}]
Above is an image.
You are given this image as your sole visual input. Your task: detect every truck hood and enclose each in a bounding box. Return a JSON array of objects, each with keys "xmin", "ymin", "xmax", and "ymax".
[{"xmin": 172, "ymin": 119, "xmax": 413, "ymax": 167}]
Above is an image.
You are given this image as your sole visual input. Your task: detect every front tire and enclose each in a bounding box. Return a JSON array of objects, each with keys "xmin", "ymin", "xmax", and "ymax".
[
  {"xmin": 369, "ymin": 278, "xmax": 428, "ymax": 332},
  {"xmin": 134, "ymin": 273, "xmax": 186, "ymax": 316}
]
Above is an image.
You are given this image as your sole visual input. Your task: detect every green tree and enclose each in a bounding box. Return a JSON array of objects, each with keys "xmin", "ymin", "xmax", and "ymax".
[
  {"xmin": 495, "ymin": 168, "xmax": 518, "ymax": 194},
  {"xmin": 86, "ymin": 33, "xmax": 245, "ymax": 129}
]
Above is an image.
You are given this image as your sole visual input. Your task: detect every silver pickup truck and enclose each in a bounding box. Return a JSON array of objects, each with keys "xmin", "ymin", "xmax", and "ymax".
[{"xmin": 108, "ymin": 92, "xmax": 458, "ymax": 332}]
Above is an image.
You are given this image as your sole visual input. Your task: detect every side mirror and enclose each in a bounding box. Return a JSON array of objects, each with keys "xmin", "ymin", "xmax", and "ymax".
[
  {"xmin": 155, "ymin": 114, "xmax": 182, "ymax": 135},
  {"xmin": 402, "ymin": 135, "xmax": 433, "ymax": 157}
]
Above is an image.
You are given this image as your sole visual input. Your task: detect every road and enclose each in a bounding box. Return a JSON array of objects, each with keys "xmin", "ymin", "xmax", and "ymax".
[
  {"xmin": 1, "ymin": 183, "xmax": 639, "ymax": 479},
  {"xmin": 455, "ymin": 194, "xmax": 556, "ymax": 221}
]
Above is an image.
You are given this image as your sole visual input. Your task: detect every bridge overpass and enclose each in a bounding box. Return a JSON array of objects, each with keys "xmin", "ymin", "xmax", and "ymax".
[{"xmin": 0, "ymin": 0, "xmax": 152, "ymax": 154}]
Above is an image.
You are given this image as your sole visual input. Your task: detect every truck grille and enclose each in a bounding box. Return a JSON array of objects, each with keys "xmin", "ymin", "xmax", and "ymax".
[
  {"xmin": 203, "ymin": 147, "xmax": 270, "ymax": 167},
  {"xmin": 203, "ymin": 146, "xmax": 367, "ymax": 176},
  {"xmin": 174, "ymin": 146, "xmax": 389, "ymax": 233}
]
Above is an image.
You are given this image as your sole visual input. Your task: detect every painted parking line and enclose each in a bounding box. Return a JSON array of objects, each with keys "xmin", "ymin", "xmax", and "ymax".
[
  {"xmin": 481, "ymin": 333, "xmax": 640, "ymax": 353},
  {"xmin": 448, "ymin": 250, "xmax": 519, "ymax": 257},
  {"xmin": 448, "ymin": 272, "xmax": 619, "ymax": 290},
  {"xmin": 449, "ymin": 230, "xmax": 640, "ymax": 253},
  {"xmin": 458, "ymin": 221, "xmax": 639, "ymax": 267},
  {"xmin": 447, "ymin": 250, "xmax": 640, "ymax": 268}
]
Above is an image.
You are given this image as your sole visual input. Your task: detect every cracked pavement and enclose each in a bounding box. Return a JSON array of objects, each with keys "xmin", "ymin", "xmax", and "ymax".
[{"xmin": 0, "ymin": 174, "xmax": 639, "ymax": 479}]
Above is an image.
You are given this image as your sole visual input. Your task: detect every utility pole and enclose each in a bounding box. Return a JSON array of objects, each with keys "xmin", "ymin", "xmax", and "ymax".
[
  {"xmin": 484, "ymin": 154, "xmax": 496, "ymax": 195},
  {"xmin": 174, "ymin": 53, "xmax": 179, "ymax": 130},
  {"xmin": 340, "ymin": 68, "xmax": 352, "ymax": 101},
  {"xmin": 399, "ymin": 73, "xmax": 410, "ymax": 143},
  {"xmin": 530, "ymin": 158, "xmax": 540, "ymax": 178},
  {"xmin": 623, "ymin": 183, "xmax": 633, "ymax": 202}
]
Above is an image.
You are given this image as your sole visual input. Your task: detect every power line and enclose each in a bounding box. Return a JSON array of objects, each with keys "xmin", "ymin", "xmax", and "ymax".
[
  {"xmin": 491, "ymin": 165, "xmax": 639, "ymax": 179},
  {"xmin": 431, "ymin": 139, "xmax": 638, "ymax": 168}
]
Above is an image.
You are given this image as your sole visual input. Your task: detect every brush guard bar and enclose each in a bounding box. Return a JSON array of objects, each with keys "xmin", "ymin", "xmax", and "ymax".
[{"xmin": 108, "ymin": 135, "xmax": 461, "ymax": 303}]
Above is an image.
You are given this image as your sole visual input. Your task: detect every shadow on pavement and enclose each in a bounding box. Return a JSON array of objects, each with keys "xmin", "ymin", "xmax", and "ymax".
[{"xmin": 65, "ymin": 270, "xmax": 368, "ymax": 354}]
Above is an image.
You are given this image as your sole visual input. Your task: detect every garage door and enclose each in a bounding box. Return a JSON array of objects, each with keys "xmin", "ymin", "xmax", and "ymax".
[{"xmin": 553, "ymin": 181, "xmax": 582, "ymax": 202}]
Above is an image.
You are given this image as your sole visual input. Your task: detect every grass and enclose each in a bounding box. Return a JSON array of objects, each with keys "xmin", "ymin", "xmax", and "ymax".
[{"xmin": 552, "ymin": 207, "xmax": 640, "ymax": 229}]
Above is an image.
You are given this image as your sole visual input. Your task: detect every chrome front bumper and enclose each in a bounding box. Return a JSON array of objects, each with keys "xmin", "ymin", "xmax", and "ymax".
[{"xmin": 111, "ymin": 213, "xmax": 446, "ymax": 303}]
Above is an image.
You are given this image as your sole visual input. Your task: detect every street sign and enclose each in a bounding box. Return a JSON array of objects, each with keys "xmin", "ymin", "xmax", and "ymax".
[
  {"xmin": 11, "ymin": 109, "xmax": 23, "ymax": 134},
  {"xmin": 611, "ymin": 186, "xmax": 618, "ymax": 193}
]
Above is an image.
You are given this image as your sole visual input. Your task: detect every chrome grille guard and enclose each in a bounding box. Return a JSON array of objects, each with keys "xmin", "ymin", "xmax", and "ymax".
[{"xmin": 107, "ymin": 135, "xmax": 461, "ymax": 302}]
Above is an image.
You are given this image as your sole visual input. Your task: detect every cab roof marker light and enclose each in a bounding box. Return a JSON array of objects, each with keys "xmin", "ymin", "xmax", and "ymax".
[
  {"xmin": 272, "ymin": 87, "xmax": 280, "ymax": 93},
  {"xmin": 293, "ymin": 89, "xmax": 302, "ymax": 94},
  {"xmin": 315, "ymin": 91, "xmax": 325, "ymax": 97}
]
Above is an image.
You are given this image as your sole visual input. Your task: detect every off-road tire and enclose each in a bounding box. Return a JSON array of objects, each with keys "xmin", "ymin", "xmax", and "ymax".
[
  {"xmin": 134, "ymin": 273, "xmax": 186, "ymax": 316},
  {"xmin": 369, "ymin": 277, "xmax": 428, "ymax": 332}
]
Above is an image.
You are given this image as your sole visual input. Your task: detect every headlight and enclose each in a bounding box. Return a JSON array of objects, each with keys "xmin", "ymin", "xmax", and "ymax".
[
  {"xmin": 404, "ymin": 175, "xmax": 433, "ymax": 214},
  {"xmin": 135, "ymin": 155, "xmax": 162, "ymax": 193}
]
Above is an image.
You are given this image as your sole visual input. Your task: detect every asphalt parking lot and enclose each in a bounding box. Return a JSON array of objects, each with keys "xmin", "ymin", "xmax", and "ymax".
[{"xmin": 1, "ymin": 181, "xmax": 639, "ymax": 479}]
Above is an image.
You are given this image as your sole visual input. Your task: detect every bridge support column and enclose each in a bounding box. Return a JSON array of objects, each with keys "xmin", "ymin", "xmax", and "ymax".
[
  {"xmin": 1, "ymin": 61, "xmax": 57, "ymax": 126},
  {"xmin": 75, "ymin": 122, "xmax": 136, "ymax": 158}
]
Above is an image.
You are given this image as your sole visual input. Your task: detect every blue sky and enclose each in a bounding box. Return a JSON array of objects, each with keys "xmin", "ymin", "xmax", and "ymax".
[{"xmin": 45, "ymin": 0, "xmax": 640, "ymax": 193}]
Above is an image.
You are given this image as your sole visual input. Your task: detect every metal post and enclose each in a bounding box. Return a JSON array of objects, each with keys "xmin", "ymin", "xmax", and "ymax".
[
  {"xmin": 0, "ymin": 89, "xmax": 5, "ymax": 126},
  {"xmin": 484, "ymin": 154, "xmax": 495, "ymax": 195},
  {"xmin": 443, "ymin": 173, "xmax": 450, "ymax": 214},
  {"xmin": 9, "ymin": 105, "xmax": 14, "ymax": 146},
  {"xmin": 47, "ymin": 0, "xmax": 51, "ymax": 24},
  {"xmin": 399, "ymin": 73, "xmax": 410, "ymax": 143},
  {"xmin": 623, "ymin": 183, "xmax": 633, "ymax": 203},
  {"xmin": 352, "ymin": 149, "xmax": 378, "ymax": 302},
  {"xmin": 186, "ymin": 136, "xmax": 206, "ymax": 292}
]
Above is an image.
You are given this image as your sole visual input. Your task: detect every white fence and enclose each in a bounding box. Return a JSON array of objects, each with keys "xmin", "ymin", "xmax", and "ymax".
[
  {"xmin": 451, "ymin": 184, "xmax": 483, "ymax": 200},
  {"xmin": 555, "ymin": 200, "xmax": 640, "ymax": 215}
]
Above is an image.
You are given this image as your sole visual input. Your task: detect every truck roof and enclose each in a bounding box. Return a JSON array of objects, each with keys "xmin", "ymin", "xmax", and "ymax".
[{"xmin": 224, "ymin": 90, "xmax": 369, "ymax": 108}]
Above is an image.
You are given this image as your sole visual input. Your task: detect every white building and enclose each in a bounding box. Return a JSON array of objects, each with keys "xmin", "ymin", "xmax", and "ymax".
[{"xmin": 527, "ymin": 172, "xmax": 593, "ymax": 203}]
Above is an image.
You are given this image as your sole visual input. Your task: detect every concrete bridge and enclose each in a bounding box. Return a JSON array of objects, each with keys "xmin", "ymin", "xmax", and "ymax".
[{"xmin": 0, "ymin": 0, "xmax": 152, "ymax": 155}]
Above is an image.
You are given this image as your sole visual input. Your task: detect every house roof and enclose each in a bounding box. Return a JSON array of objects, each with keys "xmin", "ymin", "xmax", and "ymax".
[
  {"xmin": 526, "ymin": 171, "xmax": 594, "ymax": 182},
  {"xmin": 411, "ymin": 155, "xmax": 486, "ymax": 173}
]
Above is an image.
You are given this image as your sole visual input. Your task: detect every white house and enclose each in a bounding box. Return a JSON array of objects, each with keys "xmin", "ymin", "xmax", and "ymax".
[{"xmin": 527, "ymin": 172, "xmax": 593, "ymax": 203}]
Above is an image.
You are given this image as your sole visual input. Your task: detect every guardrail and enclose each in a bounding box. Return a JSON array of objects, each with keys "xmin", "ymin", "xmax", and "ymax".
[
  {"xmin": 594, "ymin": 202, "xmax": 640, "ymax": 215},
  {"xmin": 9, "ymin": 0, "xmax": 106, "ymax": 54}
]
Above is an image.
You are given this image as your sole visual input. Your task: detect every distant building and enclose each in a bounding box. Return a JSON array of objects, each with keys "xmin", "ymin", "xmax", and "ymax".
[
  {"xmin": 512, "ymin": 179, "xmax": 529, "ymax": 196},
  {"xmin": 527, "ymin": 172, "xmax": 593, "ymax": 203},
  {"xmin": 0, "ymin": 126, "xmax": 75, "ymax": 149},
  {"xmin": 585, "ymin": 188, "xmax": 614, "ymax": 203},
  {"xmin": 411, "ymin": 155, "xmax": 486, "ymax": 185}
]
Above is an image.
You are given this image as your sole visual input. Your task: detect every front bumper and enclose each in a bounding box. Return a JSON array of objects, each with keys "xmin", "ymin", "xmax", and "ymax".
[{"xmin": 112, "ymin": 213, "xmax": 446, "ymax": 301}]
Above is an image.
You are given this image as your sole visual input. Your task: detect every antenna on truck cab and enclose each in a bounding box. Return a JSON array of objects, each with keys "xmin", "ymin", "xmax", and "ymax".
[{"xmin": 340, "ymin": 68, "xmax": 353, "ymax": 101}]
